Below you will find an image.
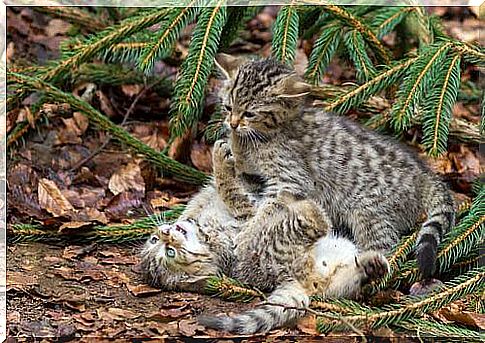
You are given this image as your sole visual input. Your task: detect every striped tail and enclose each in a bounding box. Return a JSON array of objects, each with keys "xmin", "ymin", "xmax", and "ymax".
[
  {"xmin": 416, "ymin": 179, "xmax": 455, "ymax": 280},
  {"xmin": 198, "ymin": 281, "xmax": 309, "ymax": 334}
]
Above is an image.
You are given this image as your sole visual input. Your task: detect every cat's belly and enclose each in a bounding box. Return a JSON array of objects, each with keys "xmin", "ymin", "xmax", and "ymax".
[{"xmin": 312, "ymin": 233, "xmax": 359, "ymax": 277}]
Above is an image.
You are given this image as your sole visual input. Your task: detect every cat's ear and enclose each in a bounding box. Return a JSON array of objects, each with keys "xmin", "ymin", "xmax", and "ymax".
[
  {"xmin": 215, "ymin": 53, "xmax": 246, "ymax": 80},
  {"xmin": 276, "ymin": 74, "xmax": 312, "ymax": 98}
]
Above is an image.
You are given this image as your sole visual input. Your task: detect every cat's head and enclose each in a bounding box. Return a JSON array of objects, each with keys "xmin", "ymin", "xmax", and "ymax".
[
  {"xmin": 215, "ymin": 54, "xmax": 311, "ymax": 142},
  {"xmin": 140, "ymin": 220, "xmax": 220, "ymax": 292}
]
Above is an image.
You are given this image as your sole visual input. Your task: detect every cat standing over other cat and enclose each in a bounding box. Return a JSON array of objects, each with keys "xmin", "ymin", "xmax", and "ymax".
[
  {"xmin": 215, "ymin": 54, "xmax": 454, "ymax": 286},
  {"xmin": 141, "ymin": 140, "xmax": 390, "ymax": 334}
]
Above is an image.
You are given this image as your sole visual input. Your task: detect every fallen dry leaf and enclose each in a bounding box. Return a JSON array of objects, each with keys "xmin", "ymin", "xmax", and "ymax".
[
  {"xmin": 7, "ymin": 271, "xmax": 38, "ymax": 291},
  {"xmin": 38, "ymin": 178, "xmax": 75, "ymax": 217},
  {"xmin": 439, "ymin": 307, "xmax": 485, "ymax": 329},
  {"xmin": 95, "ymin": 90, "xmax": 117, "ymax": 118},
  {"xmin": 104, "ymin": 191, "xmax": 143, "ymax": 221},
  {"xmin": 108, "ymin": 162, "xmax": 145, "ymax": 196},
  {"xmin": 190, "ymin": 141, "xmax": 212, "ymax": 173},
  {"xmin": 126, "ymin": 283, "xmax": 162, "ymax": 297},
  {"xmin": 150, "ymin": 193, "xmax": 183, "ymax": 209},
  {"xmin": 121, "ymin": 84, "xmax": 144, "ymax": 97},
  {"xmin": 45, "ymin": 18, "xmax": 71, "ymax": 37},
  {"xmin": 106, "ymin": 307, "xmax": 141, "ymax": 320},
  {"xmin": 62, "ymin": 244, "xmax": 97, "ymax": 260},
  {"xmin": 296, "ymin": 315, "xmax": 319, "ymax": 335},
  {"xmin": 58, "ymin": 221, "xmax": 93, "ymax": 233},
  {"xmin": 178, "ymin": 319, "xmax": 205, "ymax": 337}
]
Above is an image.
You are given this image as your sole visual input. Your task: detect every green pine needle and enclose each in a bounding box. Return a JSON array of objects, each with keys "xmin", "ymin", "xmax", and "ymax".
[
  {"xmin": 344, "ymin": 29, "xmax": 377, "ymax": 82},
  {"xmin": 272, "ymin": 4, "xmax": 300, "ymax": 66},
  {"xmin": 138, "ymin": 4, "xmax": 201, "ymax": 73},
  {"xmin": 169, "ymin": 2, "xmax": 227, "ymax": 139},
  {"xmin": 305, "ymin": 24, "xmax": 341, "ymax": 84},
  {"xmin": 205, "ymin": 275, "xmax": 265, "ymax": 302},
  {"xmin": 422, "ymin": 53, "xmax": 461, "ymax": 156},
  {"xmin": 324, "ymin": 58, "xmax": 416, "ymax": 114},
  {"xmin": 395, "ymin": 318, "xmax": 485, "ymax": 341},
  {"xmin": 390, "ymin": 41, "xmax": 453, "ymax": 131},
  {"xmin": 370, "ymin": 7, "xmax": 414, "ymax": 39}
]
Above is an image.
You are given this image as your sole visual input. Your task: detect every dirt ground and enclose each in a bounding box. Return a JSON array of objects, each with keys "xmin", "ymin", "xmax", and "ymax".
[{"xmin": 7, "ymin": 242, "xmax": 418, "ymax": 341}]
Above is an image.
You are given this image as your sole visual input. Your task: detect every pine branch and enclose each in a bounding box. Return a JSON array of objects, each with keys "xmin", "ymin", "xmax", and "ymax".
[
  {"xmin": 389, "ymin": 189, "xmax": 484, "ymax": 287},
  {"xmin": 8, "ymin": 72, "xmax": 209, "ymax": 185},
  {"xmin": 7, "ymin": 8, "xmax": 170, "ymax": 112},
  {"xmin": 394, "ymin": 318, "xmax": 484, "ymax": 341},
  {"xmin": 33, "ymin": 7, "xmax": 110, "ymax": 32},
  {"xmin": 220, "ymin": 6, "xmax": 260, "ymax": 49},
  {"xmin": 73, "ymin": 63, "xmax": 172, "ymax": 97},
  {"xmin": 138, "ymin": 4, "xmax": 201, "ymax": 73},
  {"xmin": 344, "ymin": 29, "xmax": 377, "ymax": 82},
  {"xmin": 322, "ymin": 5, "xmax": 391, "ymax": 64},
  {"xmin": 321, "ymin": 58, "xmax": 416, "ymax": 113},
  {"xmin": 305, "ymin": 24, "xmax": 341, "ymax": 84},
  {"xmin": 169, "ymin": 2, "xmax": 227, "ymax": 138},
  {"xmin": 205, "ymin": 276, "xmax": 265, "ymax": 302},
  {"xmin": 318, "ymin": 268, "xmax": 485, "ymax": 331},
  {"xmin": 8, "ymin": 207, "xmax": 185, "ymax": 244},
  {"xmin": 46, "ymin": 9, "xmax": 170, "ymax": 83},
  {"xmin": 390, "ymin": 41, "xmax": 453, "ymax": 131},
  {"xmin": 272, "ymin": 3, "xmax": 299, "ymax": 65},
  {"xmin": 453, "ymin": 42, "xmax": 485, "ymax": 67},
  {"xmin": 422, "ymin": 53, "xmax": 461, "ymax": 156},
  {"xmin": 370, "ymin": 7, "xmax": 415, "ymax": 39}
]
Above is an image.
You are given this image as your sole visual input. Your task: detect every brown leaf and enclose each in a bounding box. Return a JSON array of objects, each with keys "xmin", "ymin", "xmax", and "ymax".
[
  {"xmin": 104, "ymin": 191, "xmax": 143, "ymax": 221},
  {"xmin": 296, "ymin": 315, "xmax": 319, "ymax": 335},
  {"xmin": 150, "ymin": 193, "xmax": 183, "ymax": 209},
  {"xmin": 70, "ymin": 208, "xmax": 108, "ymax": 225},
  {"xmin": 178, "ymin": 319, "xmax": 205, "ymax": 337},
  {"xmin": 121, "ymin": 84, "xmax": 144, "ymax": 97},
  {"xmin": 108, "ymin": 162, "xmax": 145, "ymax": 196},
  {"xmin": 7, "ymin": 271, "xmax": 38, "ymax": 291},
  {"xmin": 126, "ymin": 284, "xmax": 162, "ymax": 297},
  {"xmin": 190, "ymin": 141, "xmax": 212, "ymax": 173},
  {"xmin": 62, "ymin": 244, "xmax": 97, "ymax": 260},
  {"xmin": 45, "ymin": 18, "xmax": 71, "ymax": 37},
  {"xmin": 59, "ymin": 221, "xmax": 93, "ymax": 234},
  {"xmin": 95, "ymin": 90, "xmax": 117, "ymax": 118},
  {"xmin": 439, "ymin": 307, "xmax": 485, "ymax": 329},
  {"xmin": 38, "ymin": 178, "xmax": 75, "ymax": 217},
  {"xmin": 107, "ymin": 307, "xmax": 141, "ymax": 320}
]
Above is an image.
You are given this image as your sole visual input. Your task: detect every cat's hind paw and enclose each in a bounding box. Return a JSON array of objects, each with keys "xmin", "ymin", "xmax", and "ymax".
[{"xmin": 356, "ymin": 251, "xmax": 390, "ymax": 283}]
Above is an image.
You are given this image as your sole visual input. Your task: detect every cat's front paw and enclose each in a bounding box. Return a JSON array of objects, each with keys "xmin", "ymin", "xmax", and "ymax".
[
  {"xmin": 356, "ymin": 251, "xmax": 390, "ymax": 283},
  {"xmin": 213, "ymin": 139, "xmax": 234, "ymax": 171}
]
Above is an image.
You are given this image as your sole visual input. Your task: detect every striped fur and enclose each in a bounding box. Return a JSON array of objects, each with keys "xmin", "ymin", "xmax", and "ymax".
[{"xmin": 215, "ymin": 56, "xmax": 455, "ymax": 283}]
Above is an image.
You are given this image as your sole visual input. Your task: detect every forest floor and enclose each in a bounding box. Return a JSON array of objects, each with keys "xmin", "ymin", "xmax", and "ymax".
[{"xmin": 6, "ymin": 5, "xmax": 484, "ymax": 340}]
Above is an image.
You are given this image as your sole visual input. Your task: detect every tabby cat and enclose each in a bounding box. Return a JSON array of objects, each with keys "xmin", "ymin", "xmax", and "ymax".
[
  {"xmin": 215, "ymin": 54, "xmax": 455, "ymax": 282},
  {"xmin": 141, "ymin": 140, "xmax": 389, "ymax": 334}
]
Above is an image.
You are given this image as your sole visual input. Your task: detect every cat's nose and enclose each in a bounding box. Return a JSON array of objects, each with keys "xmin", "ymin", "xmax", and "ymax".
[{"xmin": 230, "ymin": 119, "xmax": 239, "ymax": 129}]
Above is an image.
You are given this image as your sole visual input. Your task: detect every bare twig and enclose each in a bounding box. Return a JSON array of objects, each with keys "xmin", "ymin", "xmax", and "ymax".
[
  {"xmin": 70, "ymin": 81, "xmax": 154, "ymax": 172},
  {"xmin": 259, "ymin": 301, "xmax": 367, "ymax": 339}
]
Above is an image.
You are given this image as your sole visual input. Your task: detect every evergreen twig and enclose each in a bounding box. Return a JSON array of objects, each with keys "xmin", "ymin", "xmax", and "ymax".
[{"xmin": 8, "ymin": 72, "xmax": 209, "ymax": 185}]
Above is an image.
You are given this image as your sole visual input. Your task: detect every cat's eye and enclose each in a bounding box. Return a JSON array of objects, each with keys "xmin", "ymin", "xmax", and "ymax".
[
  {"xmin": 223, "ymin": 104, "xmax": 232, "ymax": 112},
  {"xmin": 149, "ymin": 235, "xmax": 159, "ymax": 244},
  {"xmin": 166, "ymin": 247, "xmax": 176, "ymax": 258},
  {"xmin": 242, "ymin": 111, "xmax": 256, "ymax": 119}
]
